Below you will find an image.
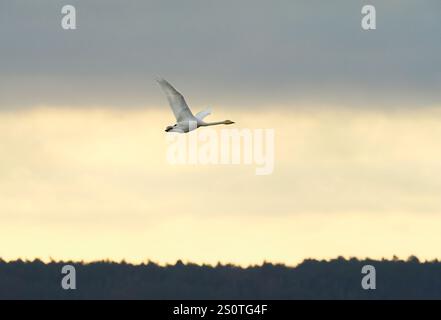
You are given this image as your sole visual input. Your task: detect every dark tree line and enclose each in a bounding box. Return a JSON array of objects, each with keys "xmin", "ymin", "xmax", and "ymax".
[{"xmin": 0, "ymin": 256, "xmax": 440, "ymax": 299}]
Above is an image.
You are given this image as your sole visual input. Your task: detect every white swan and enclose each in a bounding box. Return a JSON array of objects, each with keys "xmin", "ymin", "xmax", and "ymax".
[{"xmin": 157, "ymin": 78, "xmax": 235, "ymax": 133}]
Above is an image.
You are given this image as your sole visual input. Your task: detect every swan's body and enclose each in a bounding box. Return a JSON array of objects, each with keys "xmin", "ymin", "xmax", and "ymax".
[{"xmin": 157, "ymin": 78, "xmax": 234, "ymax": 133}]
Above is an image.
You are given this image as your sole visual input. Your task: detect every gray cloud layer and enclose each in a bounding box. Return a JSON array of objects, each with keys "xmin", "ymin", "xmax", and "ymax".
[{"xmin": 0, "ymin": 0, "xmax": 440, "ymax": 109}]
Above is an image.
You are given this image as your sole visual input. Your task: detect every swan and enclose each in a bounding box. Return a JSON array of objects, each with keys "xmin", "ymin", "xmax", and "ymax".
[{"xmin": 157, "ymin": 78, "xmax": 235, "ymax": 133}]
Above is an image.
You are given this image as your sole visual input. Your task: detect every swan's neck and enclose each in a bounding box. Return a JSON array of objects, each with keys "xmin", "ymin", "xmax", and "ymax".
[{"xmin": 201, "ymin": 121, "xmax": 227, "ymax": 127}]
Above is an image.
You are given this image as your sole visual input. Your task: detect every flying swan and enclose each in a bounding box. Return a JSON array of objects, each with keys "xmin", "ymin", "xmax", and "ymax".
[{"xmin": 157, "ymin": 78, "xmax": 235, "ymax": 133}]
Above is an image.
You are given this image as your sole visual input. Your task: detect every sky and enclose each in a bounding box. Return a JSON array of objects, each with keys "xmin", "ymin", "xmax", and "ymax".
[{"xmin": 1, "ymin": 1, "xmax": 441, "ymax": 266}]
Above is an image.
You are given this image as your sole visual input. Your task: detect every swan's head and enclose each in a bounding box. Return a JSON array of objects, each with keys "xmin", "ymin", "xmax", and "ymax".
[
  {"xmin": 224, "ymin": 120, "xmax": 235, "ymax": 125},
  {"xmin": 165, "ymin": 125, "xmax": 175, "ymax": 132}
]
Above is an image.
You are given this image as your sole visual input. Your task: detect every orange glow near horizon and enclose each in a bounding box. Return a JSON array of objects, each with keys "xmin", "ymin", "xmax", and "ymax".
[{"xmin": 1, "ymin": 106, "xmax": 441, "ymax": 266}]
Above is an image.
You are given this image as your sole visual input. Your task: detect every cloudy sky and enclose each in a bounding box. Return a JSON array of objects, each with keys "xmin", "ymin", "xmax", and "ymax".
[{"xmin": 1, "ymin": 1, "xmax": 441, "ymax": 265}]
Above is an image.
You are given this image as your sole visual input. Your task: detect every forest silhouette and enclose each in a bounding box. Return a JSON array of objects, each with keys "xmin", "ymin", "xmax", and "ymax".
[{"xmin": 1, "ymin": 256, "xmax": 440, "ymax": 299}]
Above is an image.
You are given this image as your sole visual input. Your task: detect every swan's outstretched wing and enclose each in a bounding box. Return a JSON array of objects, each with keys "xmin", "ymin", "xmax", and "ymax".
[
  {"xmin": 157, "ymin": 78, "xmax": 194, "ymax": 122},
  {"xmin": 195, "ymin": 107, "xmax": 211, "ymax": 121}
]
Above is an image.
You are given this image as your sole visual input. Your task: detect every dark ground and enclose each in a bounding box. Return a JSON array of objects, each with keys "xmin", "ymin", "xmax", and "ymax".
[{"xmin": 0, "ymin": 256, "xmax": 440, "ymax": 299}]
